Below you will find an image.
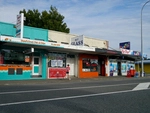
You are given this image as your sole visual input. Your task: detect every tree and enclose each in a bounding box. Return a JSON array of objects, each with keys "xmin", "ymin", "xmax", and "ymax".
[{"xmin": 19, "ymin": 6, "xmax": 70, "ymax": 33}]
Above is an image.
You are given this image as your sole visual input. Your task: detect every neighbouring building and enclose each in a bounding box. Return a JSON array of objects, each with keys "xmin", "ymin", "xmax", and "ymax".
[{"xmin": 135, "ymin": 60, "xmax": 150, "ymax": 74}]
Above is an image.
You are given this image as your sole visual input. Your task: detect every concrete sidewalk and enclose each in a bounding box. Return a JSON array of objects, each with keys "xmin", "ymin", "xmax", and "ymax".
[{"xmin": 0, "ymin": 75, "xmax": 150, "ymax": 86}]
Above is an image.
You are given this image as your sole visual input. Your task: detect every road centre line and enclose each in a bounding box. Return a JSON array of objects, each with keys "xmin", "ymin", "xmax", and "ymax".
[
  {"xmin": 0, "ymin": 83, "xmax": 138, "ymax": 95},
  {"xmin": 0, "ymin": 88, "xmax": 149, "ymax": 107}
]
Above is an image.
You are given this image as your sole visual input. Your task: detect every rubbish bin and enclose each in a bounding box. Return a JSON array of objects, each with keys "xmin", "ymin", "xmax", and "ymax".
[{"xmin": 127, "ymin": 71, "xmax": 131, "ymax": 77}]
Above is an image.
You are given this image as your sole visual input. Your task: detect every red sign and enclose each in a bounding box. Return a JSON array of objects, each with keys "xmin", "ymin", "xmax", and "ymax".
[
  {"xmin": 48, "ymin": 68, "xmax": 67, "ymax": 79},
  {"xmin": 121, "ymin": 48, "xmax": 133, "ymax": 55}
]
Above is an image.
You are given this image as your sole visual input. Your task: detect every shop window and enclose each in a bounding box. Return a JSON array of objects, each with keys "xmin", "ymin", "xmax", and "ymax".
[
  {"xmin": 8, "ymin": 68, "xmax": 15, "ymax": 75},
  {"xmin": 82, "ymin": 58, "xmax": 98, "ymax": 72},
  {"xmin": 16, "ymin": 68, "xmax": 23, "ymax": 75},
  {"xmin": 34, "ymin": 58, "xmax": 39, "ymax": 64},
  {"xmin": 1, "ymin": 49, "xmax": 30, "ymax": 65},
  {"xmin": 48, "ymin": 52, "xmax": 66, "ymax": 68}
]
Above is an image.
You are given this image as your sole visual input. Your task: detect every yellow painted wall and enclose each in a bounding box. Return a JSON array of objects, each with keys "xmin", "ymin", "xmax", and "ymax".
[{"xmin": 135, "ymin": 64, "xmax": 150, "ymax": 74}]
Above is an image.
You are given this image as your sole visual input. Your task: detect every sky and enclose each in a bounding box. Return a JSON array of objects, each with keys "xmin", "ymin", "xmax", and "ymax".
[{"xmin": 0, "ymin": 0, "xmax": 150, "ymax": 57}]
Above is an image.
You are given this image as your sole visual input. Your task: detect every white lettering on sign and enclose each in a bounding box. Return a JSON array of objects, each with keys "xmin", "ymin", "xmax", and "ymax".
[{"xmin": 121, "ymin": 48, "xmax": 133, "ymax": 55}]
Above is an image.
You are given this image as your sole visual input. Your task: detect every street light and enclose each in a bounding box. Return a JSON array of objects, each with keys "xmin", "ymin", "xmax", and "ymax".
[{"xmin": 141, "ymin": 0, "xmax": 150, "ymax": 77}]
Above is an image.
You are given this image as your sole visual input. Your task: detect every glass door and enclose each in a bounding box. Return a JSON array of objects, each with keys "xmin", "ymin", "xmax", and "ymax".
[{"xmin": 32, "ymin": 56, "xmax": 41, "ymax": 76}]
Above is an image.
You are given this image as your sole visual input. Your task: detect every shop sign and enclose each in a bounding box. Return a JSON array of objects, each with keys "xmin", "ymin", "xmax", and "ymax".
[
  {"xmin": 0, "ymin": 36, "xmax": 45, "ymax": 44},
  {"xmin": 70, "ymin": 35, "xmax": 84, "ymax": 46},
  {"xmin": 16, "ymin": 13, "xmax": 24, "ymax": 39},
  {"xmin": 21, "ymin": 39, "xmax": 45, "ymax": 44},
  {"xmin": 121, "ymin": 48, "xmax": 133, "ymax": 55},
  {"xmin": 0, "ymin": 36, "xmax": 65, "ymax": 48},
  {"xmin": 133, "ymin": 51, "xmax": 141, "ymax": 56}
]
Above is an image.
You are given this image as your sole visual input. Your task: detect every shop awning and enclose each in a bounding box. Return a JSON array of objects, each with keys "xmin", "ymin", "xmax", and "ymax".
[
  {"xmin": 95, "ymin": 48, "xmax": 141, "ymax": 61},
  {"xmin": 122, "ymin": 54, "xmax": 141, "ymax": 61},
  {"xmin": 0, "ymin": 36, "xmax": 96, "ymax": 54},
  {"xmin": 95, "ymin": 48, "xmax": 121, "ymax": 56}
]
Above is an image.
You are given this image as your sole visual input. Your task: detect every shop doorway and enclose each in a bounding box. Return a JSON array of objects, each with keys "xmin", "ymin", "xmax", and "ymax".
[
  {"xmin": 118, "ymin": 62, "xmax": 122, "ymax": 76},
  {"xmin": 66, "ymin": 57, "xmax": 75, "ymax": 77},
  {"xmin": 32, "ymin": 56, "xmax": 41, "ymax": 77},
  {"xmin": 98, "ymin": 58, "xmax": 105, "ymax": 76}
]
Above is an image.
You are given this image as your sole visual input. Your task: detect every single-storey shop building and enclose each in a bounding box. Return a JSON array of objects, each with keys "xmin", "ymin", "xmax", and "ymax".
[{"xmin": 0, "ymin": 21, "xmax": 141, "ymax": 80}]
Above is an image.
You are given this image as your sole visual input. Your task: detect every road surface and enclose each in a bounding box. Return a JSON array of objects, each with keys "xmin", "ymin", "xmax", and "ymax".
[{"xmin": 0, "ymin": 78, "xmax": 150, "ymax": 113}]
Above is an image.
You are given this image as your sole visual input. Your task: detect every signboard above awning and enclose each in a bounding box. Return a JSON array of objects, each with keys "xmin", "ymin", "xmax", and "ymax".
[
  {"xmin": 70, "ymin": 35, "xmax": 84, "ymax": 46},
  {"xmin": 16, "ymin": 13, "xmax": 24, "ymax": 39},
  {"xmin": 121, "ymin": 48, "xmax": 141, "ymax": 56}
]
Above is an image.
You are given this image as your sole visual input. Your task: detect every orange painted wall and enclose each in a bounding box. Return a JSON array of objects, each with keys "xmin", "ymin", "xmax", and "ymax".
[
  {"xmin": 79, "ymin": 54, "xmax": 98, "ymax": 78},
  {"xmin": 0, "ymin": 65, "xmax": 32, "ymax": 71}
]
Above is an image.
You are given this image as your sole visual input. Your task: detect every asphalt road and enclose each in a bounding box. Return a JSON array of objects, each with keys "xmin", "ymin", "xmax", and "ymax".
[{"xmin": 0, "ymin": 78, "xmax": 150, "ymax": 113}]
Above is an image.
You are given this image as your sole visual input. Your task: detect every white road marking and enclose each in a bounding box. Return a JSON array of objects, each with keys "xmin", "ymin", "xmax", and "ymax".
[
  {"xmin": 0, "ymin": 88, "xmax": 149, "ymax": 107},
  {"xmin": 132, "ymin": 82, "xmax": 150, "ymax": 91},
  {"xmin": 0, "ymin": 83, "xmax": 138, "ymax": 95}
]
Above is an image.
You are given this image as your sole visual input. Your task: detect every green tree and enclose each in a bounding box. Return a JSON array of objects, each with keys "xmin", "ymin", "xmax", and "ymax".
[{"xmin": 20, "ymin": 6, "xmax": 70, "ymax": 33}]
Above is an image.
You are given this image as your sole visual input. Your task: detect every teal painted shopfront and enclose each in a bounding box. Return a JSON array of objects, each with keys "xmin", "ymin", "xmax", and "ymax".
[{"xmin": 0, "ymin": 22, "xmax": 48, "ymax": 80}]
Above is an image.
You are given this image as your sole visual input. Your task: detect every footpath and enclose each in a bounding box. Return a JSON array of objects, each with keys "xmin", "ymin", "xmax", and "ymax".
[{"xmin": 0, "ymin": 75, "xmax": 150, "ymax": 86}]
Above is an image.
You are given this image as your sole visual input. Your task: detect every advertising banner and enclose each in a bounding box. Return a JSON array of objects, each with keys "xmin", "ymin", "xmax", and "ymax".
[
  {"xmin": 119, "ymin": 42, "xmax": 130, "ymax": 50},
  {"xmin": 127, "ymin": 63, "xmax": 135, "ymax": 71},
  {"xmin": 121, "ymin": 63, "xmax": 127, "ymax": 73},
  {"xmin": 109, "ymin": 62, "xmax": 118, "ymax": 76},
  {"xmin": 48, "ymin": 68, "xmax": 67, "ymax": 79}
]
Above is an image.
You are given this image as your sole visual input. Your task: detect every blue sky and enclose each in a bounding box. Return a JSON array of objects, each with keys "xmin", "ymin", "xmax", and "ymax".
[{"xmin": 0, "ymin": 0, "xmax": 150, "ymax": 57}]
